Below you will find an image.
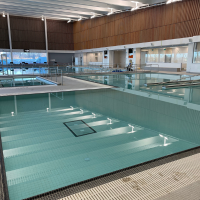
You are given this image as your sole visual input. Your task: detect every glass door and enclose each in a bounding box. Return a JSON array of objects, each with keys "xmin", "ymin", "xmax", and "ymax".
[
  {"xmin": 165, "ymin": 54, "xmax": 172, "ymax": 63},
  {"xmin": 1, "ymin": 54, "xmax": 7, "ymax": 65}
]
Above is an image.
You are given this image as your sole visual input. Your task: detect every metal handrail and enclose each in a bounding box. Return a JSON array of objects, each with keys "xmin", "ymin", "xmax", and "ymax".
[
  {"xmin": 69, "ymin": 66, "xmax": 123, "ymax": 74},
  {"xmin": 130, "ymin": 64, "xmax": 159, "ymax": 73},
  {"xmin": 48, "ymin": 67, "xmax": 63, "ymax": 85}
]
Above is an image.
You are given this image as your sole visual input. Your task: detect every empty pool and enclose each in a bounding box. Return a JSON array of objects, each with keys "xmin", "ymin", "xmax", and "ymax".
[{"xmin": 0, "ymin": 85, "xmax": 200, "ymax": 199}]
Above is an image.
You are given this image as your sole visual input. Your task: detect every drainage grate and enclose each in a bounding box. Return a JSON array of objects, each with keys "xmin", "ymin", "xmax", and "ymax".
[{"xmin": 63, "ymin": 120, "xmax": 96, "ymax": 137}]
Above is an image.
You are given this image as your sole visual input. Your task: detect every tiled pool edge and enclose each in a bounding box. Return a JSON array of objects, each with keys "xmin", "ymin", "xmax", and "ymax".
[
  {"xmin": 23, "ymin": 146, "xmax": 200, "ymax": 200},
  {"xmin": 0, "ymin": 133, "xmax": 10, "ymax": 200}
]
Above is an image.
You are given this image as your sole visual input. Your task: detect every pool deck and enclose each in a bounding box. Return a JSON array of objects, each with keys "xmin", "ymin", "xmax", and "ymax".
[
  {"xmin": 0, "ymin": 76, "xmax": 113, "ymax": 96},
  {"xmin": 59, "ymin": 148, "xmax": 200, "ymax": 200},
  {"xmin": 59, "ymin": 147, "xmax": 200, "ymax": 200}
]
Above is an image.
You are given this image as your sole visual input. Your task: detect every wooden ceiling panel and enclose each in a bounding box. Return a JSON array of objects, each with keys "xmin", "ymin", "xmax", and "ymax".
[{"xmin": 73, "ymin": 0, "xmax": 200, "ymax": 50}]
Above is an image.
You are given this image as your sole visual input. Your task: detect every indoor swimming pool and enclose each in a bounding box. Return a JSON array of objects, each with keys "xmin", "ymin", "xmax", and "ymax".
[
  {"xmin": 0, "ymin": 66, "xmax": 124, "ymax": 76},
  {"xmin": 66, "ymin": 66, "xmax": 126, "ymax": 74},
  {"xmin": 0, "ymin": 67, "xmax": 48, "ymax": 76},
  {"xmin": 0, "ymin": 86, "xmax": 200, "ymax": 200},
  {"xmin": 72, "ymin": 73, "xmax": 200, "ymax": 103},
  {"xmin": 0, "ymin": 77, "xmax": 52, "ymax": 87}
]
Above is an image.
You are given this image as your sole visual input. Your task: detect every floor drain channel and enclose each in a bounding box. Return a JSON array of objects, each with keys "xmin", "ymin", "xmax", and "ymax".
[{"xmin": 63, "ymin": 120, "xmax": 96, "ymax": 137}]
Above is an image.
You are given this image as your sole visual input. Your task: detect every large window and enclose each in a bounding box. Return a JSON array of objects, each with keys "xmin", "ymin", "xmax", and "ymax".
[
  {"xmin": 193, "ymin": 42, "xmax": 200, "ymax": 63},
  {"xmin": 13, "ymin": 52, "xmax": 47, "ymax": 64},
  {"xmin": 143, "ymin": 46, "xmax": 188, "ymax": 64}
]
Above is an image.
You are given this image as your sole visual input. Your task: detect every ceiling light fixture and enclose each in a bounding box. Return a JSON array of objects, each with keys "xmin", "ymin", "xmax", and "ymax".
[
  {"xmin": 41, "ymin": 15, "xmax": 44, "ymax": 21},
  {"xmin": 91, "ymin": 13, "xmax": 96, "ymax": 19},
  {"xmin": 67, "ymin": 18, "xmax": 71, "ymax": 23},
  {"xmin": 166, "ymin": 0, "xmax": 172, "ymax": 4},
  {"xmin": 166, "ymin": 0, "xmax": 180, "ymax": 4},
  {"xmin": 78, "ymin": 16, "xmax": 82, "ymax": 21},
  {"xmin": 131, "ymin": 1, "xmax": 139, "ymax": 11},
  {"xmin": 2, "ymin": 12, "xmax": 5, "ymax": 17},
  {"xmin": 107, "ymin": 8, "xmax": 113, "ymax": 16}
]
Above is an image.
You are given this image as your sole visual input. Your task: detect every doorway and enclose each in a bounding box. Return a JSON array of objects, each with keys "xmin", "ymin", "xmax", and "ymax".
[
  {"xmin": 113, "ymin": 50, "xmax": 126, "ymax": 68},
  {"xmin": 1, "ymin": 54, "xmax": 7, "ymax": 65}
]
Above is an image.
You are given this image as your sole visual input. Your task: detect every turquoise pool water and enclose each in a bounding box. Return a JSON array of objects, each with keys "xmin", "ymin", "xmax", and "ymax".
[
  {"xmin": 0, "ymin": 78, "xmax": 49, "ymax": 87},
  {"xmin": 0, "ymin": 67, "xmax": 48, "ymax": 76},
  {"xmin": 0, "ymin": 81, "xmax": 200, "ymax": 199}
]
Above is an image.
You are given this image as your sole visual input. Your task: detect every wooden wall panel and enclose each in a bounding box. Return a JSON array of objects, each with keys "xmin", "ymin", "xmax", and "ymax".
[
  {"xmin": 0, "ymin": 16, "xmax": 9, "ymax": 49},
  {"xmin": 73, "ymin": 0, "xmax": 200, "ymax": 50},
  {"xmin": 5, "ymin": 16, "xmax": 74, "ymax": 50},
  {"xmin": 10, "ymin": 16, "xmax": 45, "ymax": 50},
  {"xmin": 47, "ymin": 19, "xmax": 74, "ymax": 50}
]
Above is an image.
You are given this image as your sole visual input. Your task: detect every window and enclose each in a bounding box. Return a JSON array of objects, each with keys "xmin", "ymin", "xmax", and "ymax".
[
  {"xmin": 143, "ymin": 46, "xmax": 188, "ymax": 64},
  {"xmin": 13, "ymin": 52, "xmax": 47, "ymax": 64}
]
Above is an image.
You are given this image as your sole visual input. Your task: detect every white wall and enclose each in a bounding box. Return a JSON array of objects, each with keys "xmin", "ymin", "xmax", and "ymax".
[{"xmin": 73, "ymin": 35, "xmax": 200, "ymax": 72}]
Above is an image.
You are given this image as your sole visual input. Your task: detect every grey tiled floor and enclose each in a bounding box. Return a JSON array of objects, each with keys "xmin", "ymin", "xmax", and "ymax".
[
  {"xmin": 60, "ymin": 151, "xmax": 200, "ymax": 200},
  {"xmin": 156, "ymin": 180, "xmax": 200, "ymax": 200}
]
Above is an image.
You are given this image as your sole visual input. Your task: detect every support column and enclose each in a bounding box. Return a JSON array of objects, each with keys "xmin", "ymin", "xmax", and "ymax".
[
  {"xmin": 136, "ymin": 48, "xmax": 141, "ymax": 64},
  {"xmin": 14, "ymin": 96, "xmax": 17, "ymax": 115},
  {"xmin": 44, "ymin": 17, "xmax": 49, "ymax": 64},
  {"xmin": 187, "ymin": 43, "xmax": 194, "ymax": 72},
  {"xmin": 48, "ymin": 93, "xmax": 51, "ymax": 111},
  {"xmin": 7, "ymin": 13, "xmax": 13, "ymax": 62}
]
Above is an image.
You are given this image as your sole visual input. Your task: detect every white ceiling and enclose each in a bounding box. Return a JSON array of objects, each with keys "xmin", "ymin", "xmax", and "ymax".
[{"xmin": 0, "ymin": 0, "xmax": 170, "ymax": 21}]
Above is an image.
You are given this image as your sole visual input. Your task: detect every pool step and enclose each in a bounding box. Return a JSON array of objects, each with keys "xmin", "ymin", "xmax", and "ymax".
[
  {"xmin": 0, "ymin": 107, "xmax": 82, "ymax": 122},
  {"xmin": 1, "ymin": 114, "xmax": 124, "ymax": 139},
  {"xmin": 2, "ymin": 124, "xmax": 130, "ymax": 152},
  {"xmin": 4, "ymin": 133, "xmax": 163, "ymax": 171},
  {"xmin": 144, "ymin": 79, "xmax": 200, "ymax": 87},
  {"xmin": 162, "ymin": 81, "xmax": 200, "ymax": 89},
  {"xmin": 6, "ymin": 136, "xmax": 165, "ymax": 178},
  {"xmin": 0, "ymin": 112, "xmax": 101, "ymax": 132},
  {"xmin": 6, "ymin": 139, "xmax": 183, "ymax": 194}
]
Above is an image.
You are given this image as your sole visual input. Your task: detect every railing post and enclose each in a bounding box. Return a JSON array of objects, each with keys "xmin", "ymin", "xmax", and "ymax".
[{"xmin": 62, "ymin": 70, "xmax": 63, "ymax": 85}]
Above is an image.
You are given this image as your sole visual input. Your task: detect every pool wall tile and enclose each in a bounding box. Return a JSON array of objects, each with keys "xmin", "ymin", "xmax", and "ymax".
[
  {"xmin": 75, "ymin": 88, "xmax": 200, "ymax": 145},
  {"xmin": 0, "ymin": 96, "xmax": 15, "ymax": 115}
]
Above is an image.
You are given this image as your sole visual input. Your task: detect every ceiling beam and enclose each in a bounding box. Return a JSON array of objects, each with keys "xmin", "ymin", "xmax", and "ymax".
[{"xmin": 0, "ymin": 0, "xmax": 168, "ymax": 21}]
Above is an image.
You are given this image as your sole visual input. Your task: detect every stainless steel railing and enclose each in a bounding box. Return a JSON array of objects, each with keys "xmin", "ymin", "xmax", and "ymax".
[
  {"xmin": 131, "ymin": 64, "xmax": 159, "ymax": 72},
  {"xmin": 47, "ymin": 67, "xmax": 63, "ymax": 85}
]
